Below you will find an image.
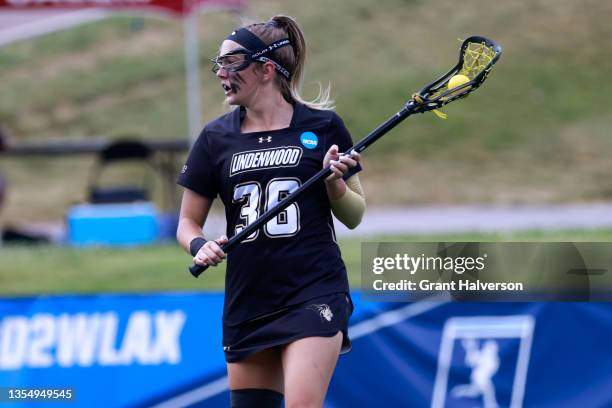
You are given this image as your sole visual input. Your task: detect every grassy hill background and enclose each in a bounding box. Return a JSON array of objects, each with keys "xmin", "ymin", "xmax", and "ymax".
[{"xmin": 1, "ymin": 0, "xmax": 612, "ymax": 223}]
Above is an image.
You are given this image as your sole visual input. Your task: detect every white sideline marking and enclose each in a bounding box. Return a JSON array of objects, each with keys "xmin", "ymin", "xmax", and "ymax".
[
  {"xmin": 193, "ymin": 203, "xmax": 612, "ymax": 239},
  {"xmin": 151, "ymin": 296, "xmax": 448, "ymax": 408},
  {"xmin": 28, "ymin": 202, "xmax": 612, "ymax": 242}
]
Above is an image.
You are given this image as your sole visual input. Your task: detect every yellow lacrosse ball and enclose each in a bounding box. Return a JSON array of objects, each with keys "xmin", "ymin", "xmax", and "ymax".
[{"xmin": 448, "ymin": 74, "xmax": 470, "ymax": 93}]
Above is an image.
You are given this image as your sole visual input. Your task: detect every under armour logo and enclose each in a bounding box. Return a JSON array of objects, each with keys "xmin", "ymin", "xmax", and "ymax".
[
  {"xmin": 258, "ymin": 136, "xmax": 272, "ymax": 143},
  {"xmin": 307, "ymin": 304, "xmax": 333, "ymax": 322}
]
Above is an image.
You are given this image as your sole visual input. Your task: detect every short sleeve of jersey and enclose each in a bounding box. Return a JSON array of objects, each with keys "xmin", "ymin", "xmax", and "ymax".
[
  {"xmin": 327, "ymin": 113, "xmax": 362, "ymax": 180},
  {"xmin": 176, "ymin": 129, "xmax": 218, "ymax": 199}
]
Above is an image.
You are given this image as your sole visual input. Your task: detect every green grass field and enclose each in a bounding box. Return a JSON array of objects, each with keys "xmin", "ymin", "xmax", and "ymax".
[
  {"xmin": 1, "ymin": 3, "xmax": 611, "ymax": 298},
  {"xmin": 2, "ymin": 229, "xmax": 611, "ymax": 296}
]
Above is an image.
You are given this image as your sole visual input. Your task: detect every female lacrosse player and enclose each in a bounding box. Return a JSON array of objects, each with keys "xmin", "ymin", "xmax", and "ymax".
[{"xmin": 177, "ymin": 15, "xmax": 365, "ymax": 408}]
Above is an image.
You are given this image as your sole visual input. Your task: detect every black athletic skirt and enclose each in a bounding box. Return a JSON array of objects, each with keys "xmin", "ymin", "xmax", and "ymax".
[{"xmin": 223, "ymin": 292, "xmax": 354, "ymax": 363}]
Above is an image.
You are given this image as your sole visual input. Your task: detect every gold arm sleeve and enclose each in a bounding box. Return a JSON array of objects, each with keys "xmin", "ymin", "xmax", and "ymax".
[{"xmin": 330, "ymin": 175, "xmax": 366, "ymax": 229}]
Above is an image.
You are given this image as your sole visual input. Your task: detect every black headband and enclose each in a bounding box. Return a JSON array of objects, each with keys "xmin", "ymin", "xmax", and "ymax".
[
  {"xmin": 225, "ymin": 28, "xmax": 292, "ymax": 79},
  {"xmin": 226, "ymin": 28, "xmax": 267, "ymax": 53}
]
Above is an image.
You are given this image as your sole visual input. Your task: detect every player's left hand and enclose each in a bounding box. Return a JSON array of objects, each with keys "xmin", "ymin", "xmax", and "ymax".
[
  {"xmin": 323, "ymin": 144, "xmax": 361, "ymax": 183},
  {"xmin": 193, "ymin": 235, "xmax": 228, "ymax": 267}
]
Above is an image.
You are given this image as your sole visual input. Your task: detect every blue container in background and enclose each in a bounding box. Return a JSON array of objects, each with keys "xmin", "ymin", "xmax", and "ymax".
[{"xmin": 67, "ymin": 202, "xmax": 159, "ymax": 246}]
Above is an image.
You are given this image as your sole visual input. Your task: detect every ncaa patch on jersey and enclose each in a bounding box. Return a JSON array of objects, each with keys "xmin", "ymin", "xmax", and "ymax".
[{"xmin": 300, "ymin": 132, "xmax": 318, "ymax": 149}]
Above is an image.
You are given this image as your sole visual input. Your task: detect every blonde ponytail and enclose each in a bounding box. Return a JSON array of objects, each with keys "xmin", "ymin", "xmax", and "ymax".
[{"xmin": 247, "ymin": 15, "xmax": 334, "ymax": 110}]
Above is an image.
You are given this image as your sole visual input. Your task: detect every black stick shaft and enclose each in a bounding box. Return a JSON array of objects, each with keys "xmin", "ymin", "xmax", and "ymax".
[{"xmin": 189, "ymin": 101, "xmax": 418, "ymax": 277}]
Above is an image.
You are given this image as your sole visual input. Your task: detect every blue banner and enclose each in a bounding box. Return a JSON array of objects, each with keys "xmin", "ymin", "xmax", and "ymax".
[
  {"xmin": 0, "ymin": 293, "xmax": 226, "ymax": 408},
  {"xmin": 1, "ymin": 293, "xmax": 611, "ymax": 407},
  {"xmin": 329, "ymin": 301, "xmax": 612, "ymax": 408}
]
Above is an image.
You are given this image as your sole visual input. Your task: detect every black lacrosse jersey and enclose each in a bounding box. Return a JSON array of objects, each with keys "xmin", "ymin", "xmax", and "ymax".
[{"xmin": 177, "ymin": 103, "xmax": 361, "ymax": 326}]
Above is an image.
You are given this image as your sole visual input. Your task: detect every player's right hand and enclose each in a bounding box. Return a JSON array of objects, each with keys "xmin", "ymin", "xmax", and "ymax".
[{"xmin": 193, "ymin": 235, "xmax": 228, "ymax": 266}]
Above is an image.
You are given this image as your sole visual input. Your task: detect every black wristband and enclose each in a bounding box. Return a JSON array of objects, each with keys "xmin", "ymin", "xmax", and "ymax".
[{"xmin": 189, "ymin": 237, "xmax": 207, "ymax": 257}]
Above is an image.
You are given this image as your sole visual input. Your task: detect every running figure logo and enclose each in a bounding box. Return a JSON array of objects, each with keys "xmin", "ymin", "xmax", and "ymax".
[
  {"xmin": 307, "ymin": 304, "xmax": 334, "ymax": 322},
  {"xmin": 431, "ymin": 315, "xmax": 535, "ymax": 408},
  {"xmin": 451, "ymin": 339, "xmax": 500, "ymax": 408}
]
